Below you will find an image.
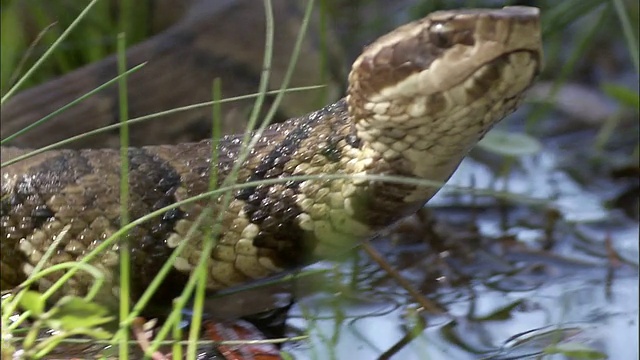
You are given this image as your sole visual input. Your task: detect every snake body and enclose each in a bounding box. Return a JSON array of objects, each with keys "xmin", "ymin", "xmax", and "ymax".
[{"xmin": 1, "ymin": 7, "xmax": 542, "ymax": 309}]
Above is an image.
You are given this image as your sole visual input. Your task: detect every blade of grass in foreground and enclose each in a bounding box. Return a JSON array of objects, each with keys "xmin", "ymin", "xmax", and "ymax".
[
  {"xmin": 184, "ymin": 76, "xmax": 223, "ymax": 360},
  {"xmin": 612, "ymin": 0, "xmax": 639, "ymax": 74},
  {"xmin": 116, "ymin": 32, "xmax": 132, "ymax": 360}
]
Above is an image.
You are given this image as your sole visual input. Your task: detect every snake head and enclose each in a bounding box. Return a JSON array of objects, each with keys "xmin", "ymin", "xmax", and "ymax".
[
  {"xmin": 348, "ymin": 6, "xmax": 542, "ymax": 108},
  {"xmin": 345, "ymin": 7, "xmax": 543, "ymax": 199}
]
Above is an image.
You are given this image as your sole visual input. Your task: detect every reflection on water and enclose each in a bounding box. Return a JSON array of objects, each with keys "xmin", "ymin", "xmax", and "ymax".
[{"xmin": 285, "ymin": 242, "xmax": 637, "ymax": 360}]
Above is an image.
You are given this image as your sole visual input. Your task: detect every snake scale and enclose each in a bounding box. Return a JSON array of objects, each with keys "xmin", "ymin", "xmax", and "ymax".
[{"xmin": 1, "ymin": 7, "xmax": 542, "ymax": 311}]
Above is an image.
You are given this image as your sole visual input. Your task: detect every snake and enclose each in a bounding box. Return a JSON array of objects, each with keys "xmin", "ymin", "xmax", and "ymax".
[{"xmin": 0, "ymin": 7, "xmax": 542, "ymax": 312}]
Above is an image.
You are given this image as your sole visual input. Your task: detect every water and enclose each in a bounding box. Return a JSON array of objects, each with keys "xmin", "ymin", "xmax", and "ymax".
[{"xmin": 284, "ymin": 144, "xmax": 639, "ymax": 360}]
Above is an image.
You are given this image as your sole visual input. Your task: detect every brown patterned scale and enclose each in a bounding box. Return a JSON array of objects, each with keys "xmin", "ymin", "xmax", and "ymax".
[{"xmin": 1, "ymin": 7, "xmax": 543, "ymax": 310}]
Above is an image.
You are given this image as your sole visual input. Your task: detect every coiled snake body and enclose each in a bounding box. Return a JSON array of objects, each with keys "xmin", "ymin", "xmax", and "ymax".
[{"xmin": 1, "ymin": 7, "xmax": 542, "ymax": 309}]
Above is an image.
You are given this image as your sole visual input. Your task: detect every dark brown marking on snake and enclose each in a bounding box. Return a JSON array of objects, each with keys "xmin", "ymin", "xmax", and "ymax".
[
  {"xmin": 351, "ymin": 156, "xmax": 422, "ymax": 227},
  {"xmin": 355, "ymin": 19, "xmax": 463, "ymax": 98},
  {"xmin": 236, "ymin": 111, "xmax": 328, "ymax": 264},
  {"xmin": 1, "ymin": 151, "xmax": 93, "ymax": 291},
  {"xmin": 249, "ymin": 185, "xmax": 306, "ymax": 266},
  {"xmin": 238, "ymin": 102, "xmax": 360, "ymax": 265},
  {"xmin": 21, "ymin": 152, "xmax": 93, "ymax": 196},
  {"xmin": 30, "ymin": 205, "xmax": 55, "ymax": 229},
  {"xmin": 235, "ymin": 124, "xmax": 307, "ymax": 200},
  {"xmin": 3, "ymin": 152, "xmax": 92, "ymax": 229},
  {"xmin": 124, "ymin": 149, "xmax": 182, "ymax": 217},
  {"xmin": 119, "ymin": 148, "xmax": 194, "ymax": 305}
]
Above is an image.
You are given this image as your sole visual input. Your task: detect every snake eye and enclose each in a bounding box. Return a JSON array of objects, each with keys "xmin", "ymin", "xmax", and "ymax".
[
  {"xmin": 429, "ymin": 22, "xmax": 474, "ymax": 48},
  {"xmin": 429, "ymin": 23, "xmax": 454, "ymax": 48}
]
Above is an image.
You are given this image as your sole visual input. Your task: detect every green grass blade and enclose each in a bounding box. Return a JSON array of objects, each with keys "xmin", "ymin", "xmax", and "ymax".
[
  {"xmin": 185, "ymin": 78, "xmax": 224, "ymax": 359},
  {"xmin": 612, "ymin": 0, "xmax": 639, "ymax": 73},
  {"xmin": 116, "ymin": 32, "xmax": 131, "ymax": 360}
]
